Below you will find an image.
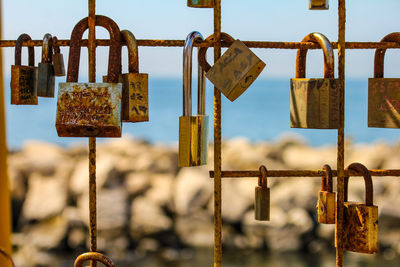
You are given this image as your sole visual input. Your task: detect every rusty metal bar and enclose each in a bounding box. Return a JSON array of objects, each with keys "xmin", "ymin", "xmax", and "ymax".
[{"xmin": 0, "ymin": 248, "xmax": 14, "ymax": 267}]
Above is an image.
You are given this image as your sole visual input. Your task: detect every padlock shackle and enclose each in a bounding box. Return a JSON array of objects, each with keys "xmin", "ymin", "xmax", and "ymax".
[
  {"xmin": 374, "ymin": 32, "xmax": 400, "ymax": 78},
  {"xmin": 67, "ymin": 15, "xmax": 122, "ymax": 83},
  {"xmin": 296, "ymin": 32, "xmax": 334, "ymax": 79},
  {"xmin": 15, "ymin": 33, "xmax": 34, "ymax": 67},
  {"xmin": 121, "ymin": 30, "xmax": 139, "ymax": 73},
  {"xmin": 52, "ymin": 36, "xmax": 61, "ymax": 54},
  {"xmin": 258, "ymin": 165, "xmax": 268, "ymax": 188},
  {"xmin": 183, "ymin": 31, "xmax": 206, "ymax": 116},
  {"xmin": 74, "ymin": 252, "xmax": 115, "ymax": 267},
  {"xmin": 321, "ymin": 164, "xmax": 333, "ymax": 192},
  {"xmin": 198, "ymin": 32, "xmax": 235, "ymax": 73},
  {"xmin": 41, "ymin": 33, "xmax": 53, "ymax": 63},
  {"xmin": 344, "ymin": 162, "xmax": 374, "ymax": 206}
]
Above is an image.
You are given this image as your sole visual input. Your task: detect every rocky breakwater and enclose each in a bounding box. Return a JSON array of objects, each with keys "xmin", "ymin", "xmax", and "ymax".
[{"xmin": 7, "ymin": 136, "xmax": 400, "ymax": 266}]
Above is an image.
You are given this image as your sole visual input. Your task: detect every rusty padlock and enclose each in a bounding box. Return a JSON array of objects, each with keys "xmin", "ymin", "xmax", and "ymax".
[
  {"xmin": 37, "ymin": 33, "xmax": 55, "ymax": 97},
  {"xmin": 187, "ymin": 0, "xmax": 214, "ymax": 8},
  {"xmin": 198, "ymin": 32, "xmax": 266, "ymax": 102},
  {"xmin": 337, "ymin": 163, "xmax": 378, "ymax": 254},
  {"xmin": 56, "ymin": 15, "xmax": 122, "ymax": 138},
  {"xmin": 179, "ymin": 31, "xmax": 208, "ymax": 167},
  {"xmin": 368, "ymin": 32, "xmax": 400, "ymax": 128},
  {"xmin": 10, "ymin": 33, "xmax": 38, "ymax": 105},
  {"xmin": 104, "ymin": 30, "xmax": 148, "ymax": 122},
  {"xmin": 309, "ymin": 0, "xmax": 329, "ymax": 10},
  {"xmin": 52, "ymin": 36, "xmax": 65, "ymax": 77},
  {"xmin": 317, "ymin": 164, "xmax": 335, "ymax": 224},
  {"xmin": 290, "ymin": 32, "xmax": 340, "ymax": 129},
  {"xmin": 255, "ymin": 165, "xmax": 270, "ymax": 221}
]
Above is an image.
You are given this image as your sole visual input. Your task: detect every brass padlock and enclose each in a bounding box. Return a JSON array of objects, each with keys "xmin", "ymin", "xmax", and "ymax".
[
  {"xmin": 317, "ymin": 164, "xmax": 335, "ymax": 224},
  {"xmin": 337, "ymin": 163, "xmax": 378, "ymax": 254},
  {"xmin": 255, "ymin": 165, "xmax": 270, "ymax": 221},
  {"xmin": 368, "ymin": 32, "xmax": 400, "ymax": 128},
  {"xmin": 52, "ymin": 36, "xmax": 65, "ymax": 77},
  {"xmin": 290, "ymin": 32, "xmax": 340, "ymax": 129},
  {"xmin": 198, "ymin": 32, "xmax": 266, "ymax": 102},
  {"xmin": 56, "ymin": 15, "xmax": 122, "ymax": 138},
  {"xmin": 187, "ymin": 0, "xmax": 214, "ymax": 8},
  {"xmin": 179, "ymin": 31, "xmax": 208, "ymax": 167},
  {"xmin": 309, "ymin": 0, "xmax": 329, "ymax": 10},
  {"xmin": 10, "ymin": 33, "xmax": 38, "ymax": 105},
  {"xmin": 37, "ymin": 33, "xmax": 55, "ymax": 97}
]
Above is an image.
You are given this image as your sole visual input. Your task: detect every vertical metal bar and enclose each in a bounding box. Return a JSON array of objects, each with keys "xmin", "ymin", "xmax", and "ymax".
[
  {"xmin": 213, "ymin": 0, "xmax": 222, "ymax": 266},
  {"xmin": 336, "ymin": 1, "xmax": 346, "ymax": 266}
]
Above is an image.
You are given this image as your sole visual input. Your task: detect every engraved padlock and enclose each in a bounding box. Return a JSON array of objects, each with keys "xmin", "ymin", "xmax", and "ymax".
[
  {"xmin": 198, "ymin": 32, "xmax": 266, "ymax": 102},
  {"xmin": 52, "ymin": 36, "xmax": 65, "ymax": 77},
  {"xmin": 368, "ymin": 32, "xmax": 400, "ymax": 128},
  {"xmin": 317, "ymin": 164, "xmax": 335, "ymax": 224},
  {"xmin": 37, "ymin": 33, "xmax": 55, "ymax": 97},
  {"xmin": 56, "ymin": 15, "xmax": 122, "ymax": 137},
  {"xmin": 10, "ymin": 33, "xmax": 38, "ymax": 105},
  {"xmin": 336, "ymin": 163, "xmax": 378, "ymax": 254},
  {"xmin": 309, "ymin": 0, "xmax": 329, "ymax": 10},
  {"xmin": 178, "ymin": 31, "xmax": 208, "ymax": 167},
  {"xmin": 290, "ymin": 32, "xmax": 340, "ymax": 129},
  {"xmin": 255, "ymin": 165, "xmax": 270, "ymax": 221},
  {"xmin": 187, "ymin": 0, "xmax": 214, "ymax": 8}
]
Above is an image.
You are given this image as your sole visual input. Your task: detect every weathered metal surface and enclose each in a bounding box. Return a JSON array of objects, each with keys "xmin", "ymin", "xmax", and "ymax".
[
  {"xmin": 187, "ymin": 0, "xmax": 214, "ymax": 8},
  {"xmin": 318, "ymin": 165, "xmax": 336, "ymax": 224},
  {"xmin": 37, "ymin": 33, "xmax": 55, "ymax": 97},
  {"xmin": 52, "ymin": 36, "xmax": 65, "ymax": 77},
  {"xmin": 0, "ymin": 248, "xmax": 14, "ymax": 267},
  {"xmin": 10, "ymin": 34, "xmax": 37, "ymax": 105},
  {"xmin": 74, "ymin": 252, "xmax": 115, "ymax": 267},
  {"xmin": 309, "ymin": 0, "xmax": 329, "ymax": 10},
  {"xmin": 255, "ymin": 165, "xmax": 270, "ymax": 221}
]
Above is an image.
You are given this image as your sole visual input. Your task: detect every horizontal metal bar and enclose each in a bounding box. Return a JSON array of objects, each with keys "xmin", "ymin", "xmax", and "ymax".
[{"xmin": 209, "ymin": 169, "xmax": 400, "ymax": 178}]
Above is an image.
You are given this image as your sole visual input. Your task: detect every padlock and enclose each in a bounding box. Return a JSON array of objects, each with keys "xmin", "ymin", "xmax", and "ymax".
[
  {"xmin": 103, "ymin": 30, "xmax": 148, "ymax": 122},
  {"xmin": 10, "ymin": 33, "xmax": 37, "ymax": 105},
  {"xmin": 178, "ymin": 31, "xmax": 208, "ymax": 167},
  {"xmin": 290, "ymin": 32, "xmax": 340, "ymax": 129},
  {"xmin": 37, "ymin": 33, "xmax": 55, "ymax": 97},
  {"xmin": 337, "ymin": 163, "xmax": 378, "ymax": 254},
  {"xmin": 198, "ymin": 32, "xmax": 266, "ymax": 102},
  {"xmin": 309, "ymin": 0, "xmax": 329, "ymax": 10},
  {"xmin": 255, "ymin": 165, "xmax": 270, "ymax": 221},
  {"xmin": 52, "ymin": 36, "xmax": 65, "ymax": 77},
  {"xmin": 368, "ymin": 32, "xmax": 400, "ymax": 128},
  {"xmin": 317, "ymin": 164, "xmax": 335, "ymax": 224},
  {"xmin": 56, "ymin": 15, "xmax": 122, "ymax": 138},
  {"xmin": 187, "ymin": 0, "xmax": 214, "ymax": 8}
]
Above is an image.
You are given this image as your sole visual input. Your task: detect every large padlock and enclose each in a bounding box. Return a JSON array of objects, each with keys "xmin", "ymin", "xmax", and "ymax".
[
  {"xmin": 309, "ymin": 0, "xmax": 329, "ymax": 10},
  {"xmin": 255, "ymin": 165, "xmax": 270, "ymax": 221},
  {"xmin": 56, "ymin": 15, "xmax": 122, "ymax": 138},
  {"xmin": 187, "ymin": 0, "xmax": 214, "ymax": 8},
  {"xmin": 368, "ymin": 32, "xmax": 400, "ymax": 128},
  {"xmin": 317, "ymin": 164, "xmax": 335, "ymax": 224},
  {"xmin": 52, "ymin": 36, "xmax": 65, "ymax": 77},
  {"xmin": 338, "ymin": 163, "xmax": 378, "ymax": 254},
  {"xmin": 37, "ymin": 33, "xmax": 55, "ymax": 97},
  {"xmin": 179, "ymin": 31, "xmax": 208, "ymax": 167},
  {"xmin": 290, "ymin": 32, "xmax": 340, "ymax": 129},
  {"xmin": 198, "ymin": 32, "xmax": 266, "ymax": 102},
  {"xmin": 10, "ymin": 33, "xmax": 37, "ymax": 105}
]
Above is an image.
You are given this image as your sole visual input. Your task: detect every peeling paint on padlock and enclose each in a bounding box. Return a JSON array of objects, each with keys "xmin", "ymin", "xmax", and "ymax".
[{"xmin": 317, "ymin": 164, "xmax": 335, "ymax": 224}]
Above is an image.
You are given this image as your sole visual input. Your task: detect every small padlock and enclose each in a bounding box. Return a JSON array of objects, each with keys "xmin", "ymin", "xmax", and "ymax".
[
  {"xmin": 56, "ymin": 15, "xmax": 122, "ymax": 138},
  {"xmin": 290, "ymin": 32, "xmax": 340, "ymax": 129},
  {"xmin": 187, "ymin": 0, "xmax": 214, "ymax": 8},
  {"xmin": 336, "ymin": 163, "xmax": 378, "ymax": 254},
  {"xmin": 198, "ymin": 32, "xmax": 266, "ymax": 102},
  {"xmin": 10, "ymin": 33, "xmax": 38, "ymax": 105},
  {"xmin": 52, "ymin": 36, "xmax": 65, "ymax": 77},
  {"xmin": 255, "ymin": 165, "xmax": 270, "ymax": 221},
  {"xmin": 178, "ymin": 31, "xmax": 208, "ymax": 167},
  {"xmin": 368, "ymin": 32, "xmax": 400, "ymax": 128},
  {"xmin": 309, "ymin": 0, "xmax": 329, "ymax": 10},
  {"xmin": 317, "ymin": 164, "xmax": 335, "ymax": 224},
  {"xmin": 37, "ymin": 33, "xmax": 55, "ymax": 97}
]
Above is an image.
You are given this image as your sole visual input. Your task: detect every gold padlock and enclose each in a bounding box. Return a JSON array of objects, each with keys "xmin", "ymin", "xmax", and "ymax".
[
  {"xmin": 179, "ymin": 31, "xmax": 208, "ymax": 167},
  {"xmin": 290, "ymin": 32, "xmax": 340, "ymax": 129},
  {"xmin": 37, "ymin": 33, "xmax": 55, "ymax": 97},
  {"xmin": 187, "ymin": 0, "xmax": 214, "ymax": 8},
  {"xmin": 198, "ymin": 32, "xmax": 266, "ymax": 102},
  {"xmin": 368, "ymin": 32, "xmax": 400, "ymax": 128},
  {"xmin": 309, "ymin": 0, "xmax": 329, "ymax": 10},
  {"xmin": 317, "ymin": 164, "xmax": 335, "ymax": 224},
  {"xmin": 255, "ymin": 165, "xmax": 270, "ymax": 221},
  {"xmin": 56, "ymin": 15, "xmax": 122, "ymax": 138},
  {"xmin": 336, "ymin": 163, "xmax": 378, "ymax": 254},
  {"xmin": 52, "ymin": 36, "xmax": 65, "ymax": 77},
  {"xmin": 10, "ymin": 33, "xmax": 38, "ymax": 105}
]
